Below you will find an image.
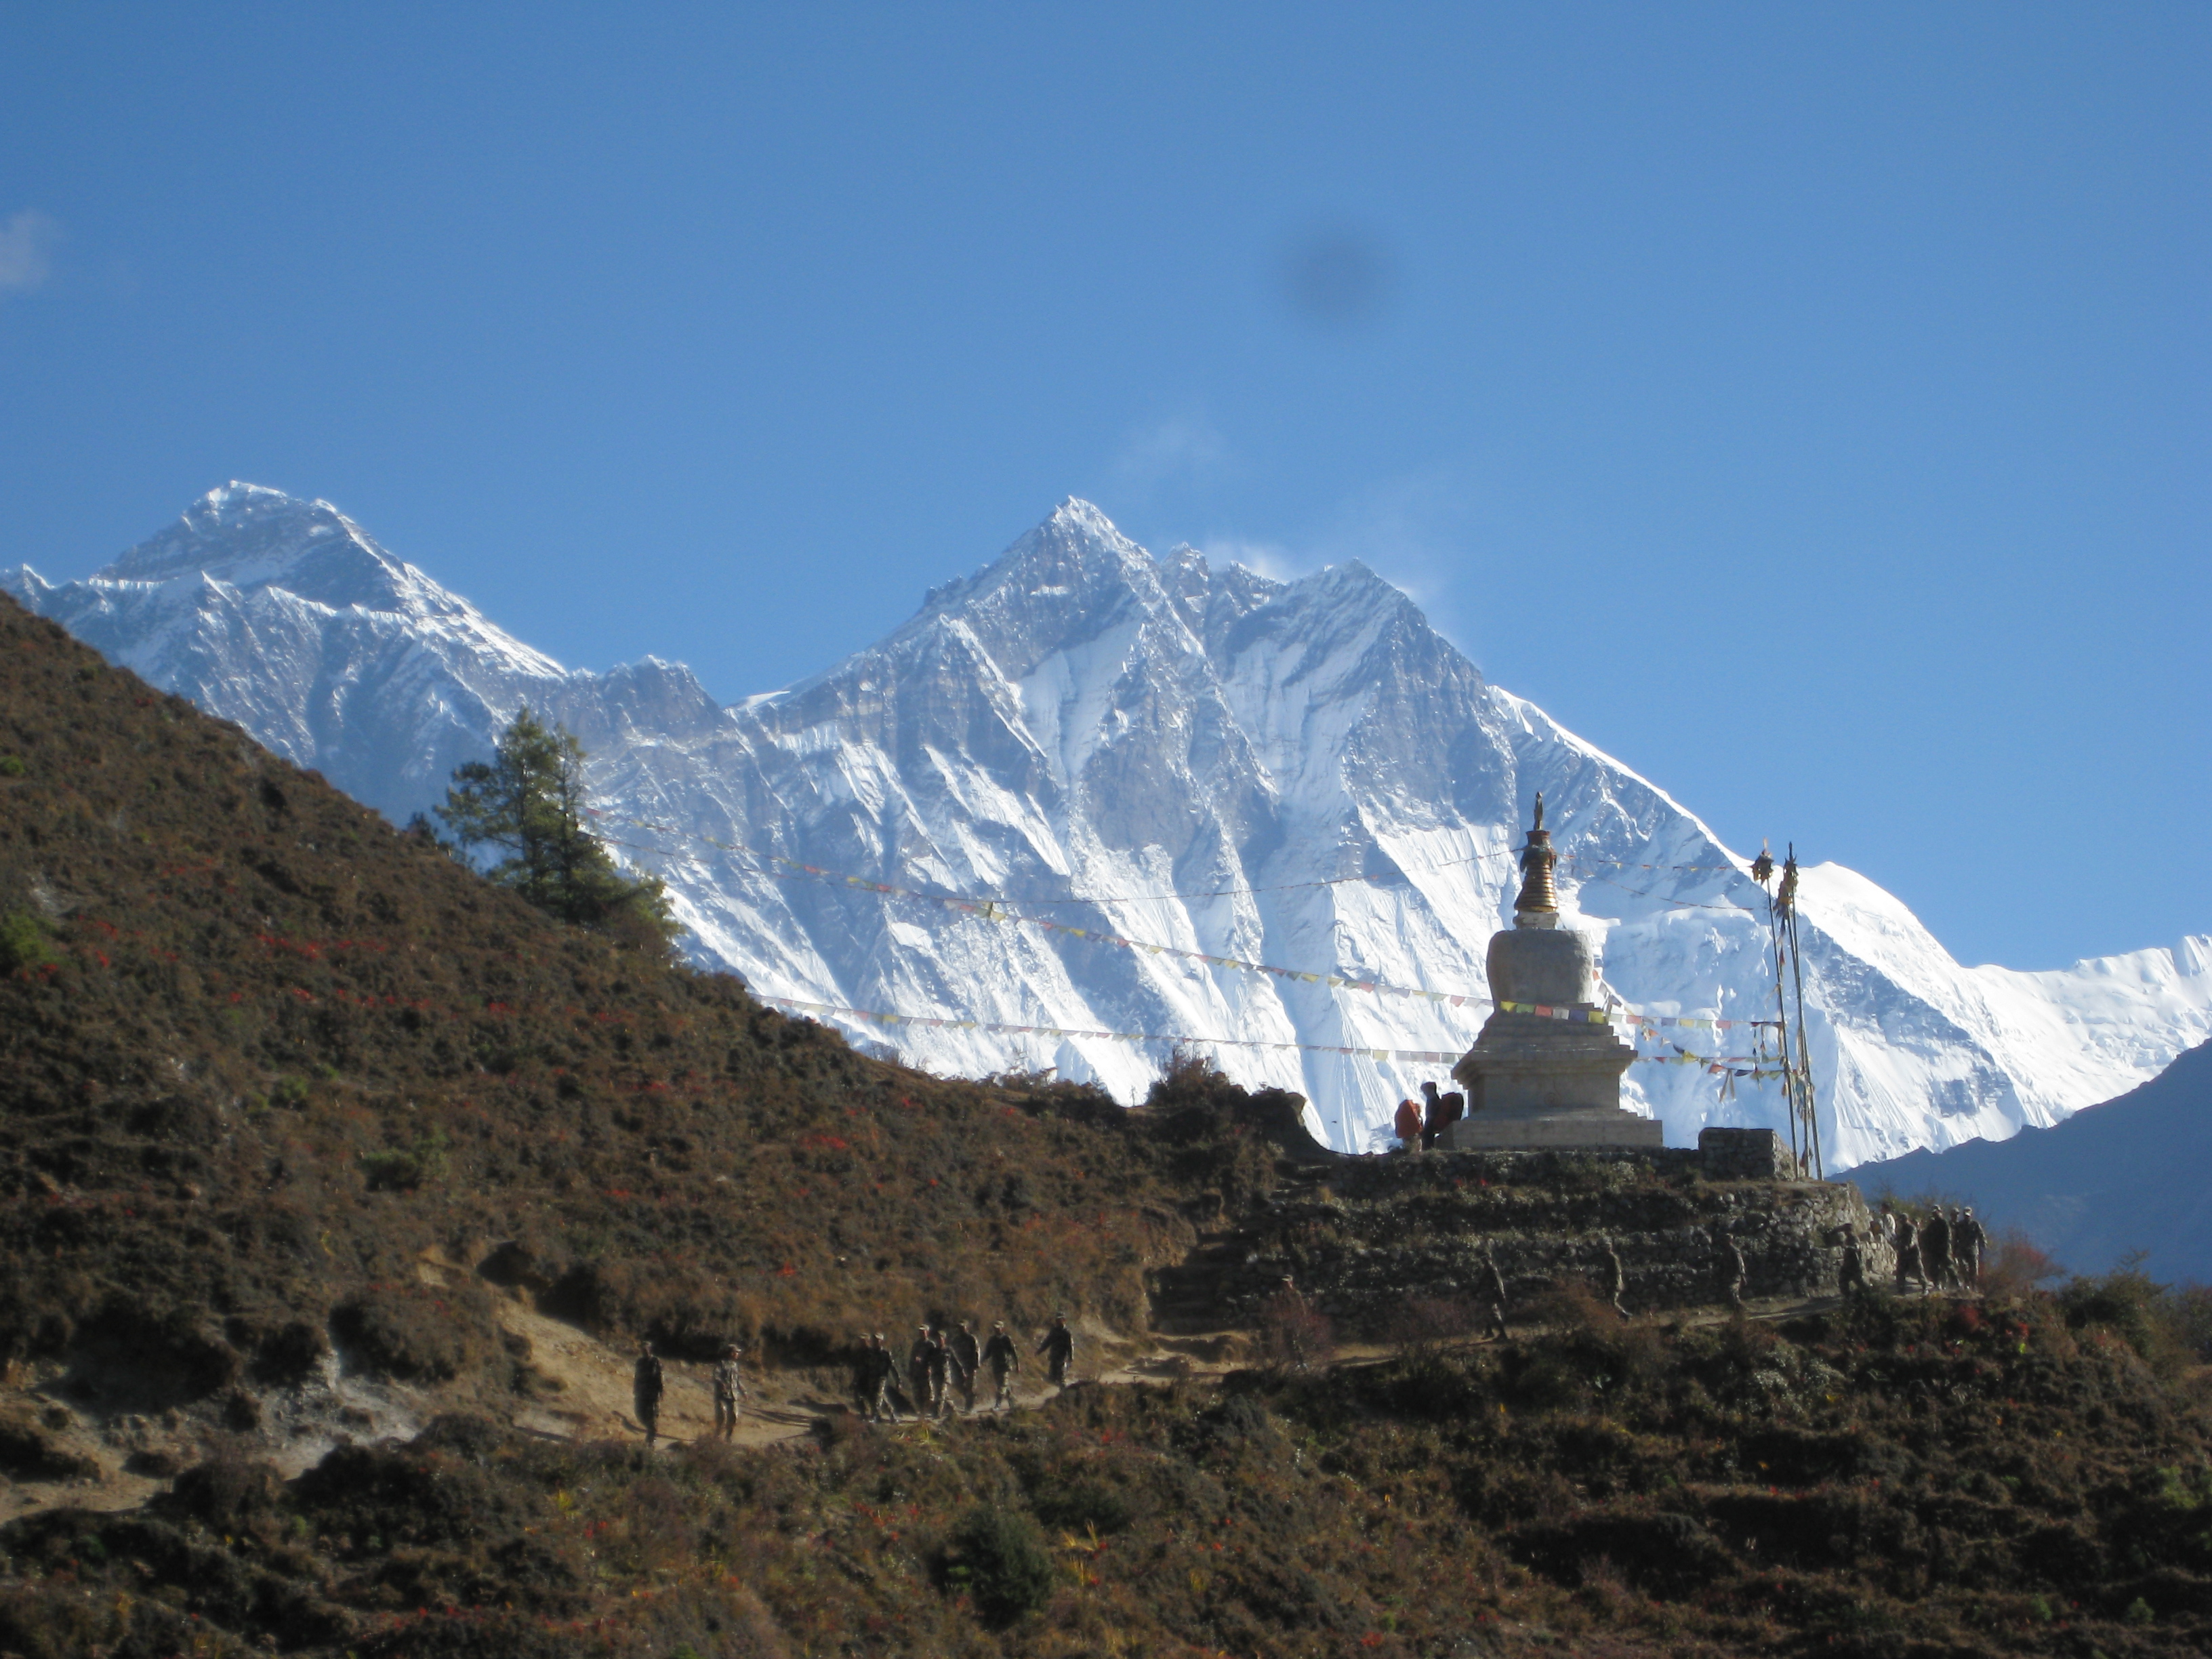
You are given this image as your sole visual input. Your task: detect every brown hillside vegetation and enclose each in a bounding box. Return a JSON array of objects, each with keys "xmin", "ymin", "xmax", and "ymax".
[
  {"xmin": 0, "ymin": 593, "xmax": 1211, "ymax": 1393},
  {"xmin": 4, "ymin": 591, "xmax": 2211, "ymax": 1658}
]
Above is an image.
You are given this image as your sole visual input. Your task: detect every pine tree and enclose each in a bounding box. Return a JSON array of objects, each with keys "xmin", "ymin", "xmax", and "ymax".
[{"xmin": 436, "ymin": 708, "xmax": 678, "ymax": 953}]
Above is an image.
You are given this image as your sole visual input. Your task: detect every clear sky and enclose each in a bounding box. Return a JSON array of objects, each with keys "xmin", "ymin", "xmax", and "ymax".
[{"xmin": 3, "ymin": 3, "xmax": 2205, "ymax": 974}]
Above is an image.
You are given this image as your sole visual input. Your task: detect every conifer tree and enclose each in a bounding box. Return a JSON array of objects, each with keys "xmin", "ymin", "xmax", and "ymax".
[{"xmin": 436, "ymin": 708, "xmax": 678, "ymax": 953}]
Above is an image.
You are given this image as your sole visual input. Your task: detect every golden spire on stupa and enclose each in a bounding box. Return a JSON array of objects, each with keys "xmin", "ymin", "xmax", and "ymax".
[{"xmin": 1512, "ymin": 792, "xmax": 1559, "ymax": 920}]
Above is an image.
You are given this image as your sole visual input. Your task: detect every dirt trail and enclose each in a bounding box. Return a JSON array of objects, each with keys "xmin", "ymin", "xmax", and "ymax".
[
  {"xmin": 495, "ymin": 1301, "xmax": 1246, "ymax": 1453},
  {"xmin": 1, "ymin": 1288, "xmax": 1882, "ymax": 1524}
]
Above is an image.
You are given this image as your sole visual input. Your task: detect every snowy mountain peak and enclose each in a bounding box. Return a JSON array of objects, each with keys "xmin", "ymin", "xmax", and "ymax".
[
  {"xmin": 106, "ymin": 481, "xmax": 371, "ymax": 582},
  {"xmin": 11, "ymin": 489, "xmax": 2210, "ymax": 1166}
]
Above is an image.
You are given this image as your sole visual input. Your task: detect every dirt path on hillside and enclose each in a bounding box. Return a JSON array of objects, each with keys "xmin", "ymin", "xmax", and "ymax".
[{"xmin": 0, "ymin": 1288, "xmax": 1890, "ymax": 1523}]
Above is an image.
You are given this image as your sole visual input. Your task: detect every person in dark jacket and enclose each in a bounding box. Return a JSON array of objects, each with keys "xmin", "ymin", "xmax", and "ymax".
[
  {"xmin": 907, "ymin": 1327, "xmax": 937, "ymax": 1414},
  {"xmin": 1419, "ymin": 1080, "xmax": 1465, "ymax": 1149},
  {"xmin": 925, "ymin": 1329, "xmax": 955, "ymax": 1420},
  {"xmin": 632, "ymin": 1341, "xmax": 665, "ymax": 1447},
  {"xmin": 1838, "ymin": 1232, "xmax": 1868, "ymax": 1298},
  {"xmin": 950, "ymin": 1320, "xmax": 981, "ymax": 1414},
  {"xmin": 869, "ymin": 1333, "xmax": 903, "ymax": 1422},
  {"xmin": 1038, "ymin": 1313, "xmax": 1074, "ymax": 1389},
  {"xmin": 1920, "ymin": 1208, "xmax": 1952, "ymax": 1294},
  {"xmin": 981, "ymin": 1321, "xmax": 1019, "ymax": 1410}
]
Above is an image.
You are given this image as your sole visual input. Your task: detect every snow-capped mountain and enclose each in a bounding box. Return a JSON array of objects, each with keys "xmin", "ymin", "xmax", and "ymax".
[{"xmin": 10, "ymin": 484, "xmax": 2209, "ymax": 1165}]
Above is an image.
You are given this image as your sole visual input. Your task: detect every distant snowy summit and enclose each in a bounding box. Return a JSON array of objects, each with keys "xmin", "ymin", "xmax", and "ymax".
[{"xmin": 10, "ymin": 485, "xmax": 2209, "ymax": 1164}]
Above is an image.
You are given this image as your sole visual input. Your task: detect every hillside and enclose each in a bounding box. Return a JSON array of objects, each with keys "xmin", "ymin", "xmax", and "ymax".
[
  {"xmin": 15, "ymin": 485, "xmax": 2211, "ymax": 1162},
  {"xmin": 0, "ymin": 590, "xmax": 1213, "ymax": 1416},
  {"xmin": 5, "ymin": 589, "xmax": 2212, "ymax": 1658},
  {"xmin": 1851, "ymin": 1041, "xmax": 2212, "ymax": 1280}
]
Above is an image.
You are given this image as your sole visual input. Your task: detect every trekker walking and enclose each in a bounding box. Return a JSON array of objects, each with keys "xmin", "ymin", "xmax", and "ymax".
[
  {"xmin": 981, "ymin": 1320, "xmax": 1019, "ymax": 1410},
  {"xmin": 1476, "ymin": 1249, "xmax": 1509, "ymax": 1341},
  {"xmin": 1920, "ymin": 1208, "xmax": 1951, "ymax": 1294},
  {"xmin": 951, "ymin": 1321, "xmax": 981, "ymax": 1414},
  {"xmin": 1393, "ymin": 1097, "xmax": 1423, "ymax": 1154},
  {"xmin": 1598, "ymin": 1237, "xmax": 1629, "ymax": 1319},
  {"xmin": 1716, "ymin": 1227, "xmax": 1748, "ymax": 1313},
  {"xmin": 712, "ymin": 1343, "xmax": 745, "ymax": 1441},
  {"xmin": 1838, "ymin": 1232, "xmax": 1868, "ymax": 1298},
  {"xmin": 632, "ymin": 1340, "xmax": 665, "ymax": 1448},
  {"xmin": 868, "ymin": 1333, "xmax": 903, "ymax": 1422},
  {"xmin": 1892, "ymin": 1211, "xmax": 1925, "ymax": 1294},
  {"xmin": 851, "ymin": 1334, "xmax": 880, "ymax": 1420},
  {"xmin": 1038, "ymin": 1313, "xmax": 1075, "ymax": 1390},
  {"xmin": 907, "ymin": 1327, "xmax": 936, "ymax": 1415},
  {"xmin": 1956, "ymin": 1207, "xmax": 1988, "ymax": 1289},
  {"xmin": 925, "ymin": 1328, "xmax": 955, "ymax": 1420}
]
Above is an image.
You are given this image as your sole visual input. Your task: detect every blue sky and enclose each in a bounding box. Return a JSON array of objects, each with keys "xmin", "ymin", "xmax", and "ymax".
[{"xmin": 2, "ymin": 3, "xmax": 2205, "ymax": 972}]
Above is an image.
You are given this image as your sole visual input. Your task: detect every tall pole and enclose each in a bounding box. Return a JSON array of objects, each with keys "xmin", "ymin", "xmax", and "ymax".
[
  {"xmin": 1751, "ymin": 843, "xmax": 1801, "ymax": 1173},
  {"xmin": 1783, "ymin": 845, "xmax": 1822, "ymax": 1180}
]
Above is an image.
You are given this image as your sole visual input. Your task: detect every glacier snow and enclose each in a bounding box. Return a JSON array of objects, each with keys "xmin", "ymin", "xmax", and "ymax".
[{"xmin": 9, "ymin": 483, "xmax": 2207, "ymax": 1166}]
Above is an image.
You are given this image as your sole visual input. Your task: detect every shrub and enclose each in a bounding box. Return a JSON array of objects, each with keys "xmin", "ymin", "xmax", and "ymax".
[
  {"xmin": 1032, "ymin": 1477, "xmax": 1136, "ymax": 1536},
  {"xmin": 941, "ymin": 1506, "xmax": 1053, "ymax": 1627},
  {"xmin": 2060, "ymin": 1254, "xmax": 2184, "ymax": 1371},
  {"xmin": 1255, "ymin": 1283, "xmax": 1334, "ymax": 1376},
  {"xmin": 361, "ymin": 1128, "xmax": 450, "ymax": 1191},
  {"xmin": 332, "ymin": 1283, "xmax": 495, "ymax": 1381},
  {"xmin": 0, "ymin": 910, "xmax": 54, "ymax": 975},
  {"xmin": 1980, "ymin": 1230, "xmax": 2064, "ymax": 1299},
  {"xmin": 0, "ymin": 755, "xmax": 24, "ymax": 775}
]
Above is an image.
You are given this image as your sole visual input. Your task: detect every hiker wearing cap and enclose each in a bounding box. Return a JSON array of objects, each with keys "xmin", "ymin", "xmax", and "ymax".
[
  {"xmin": 1038, "ymin": 1312, "xmax": 1075, "ymax": 1390},
  {"xmin": 712, "ymin": 1343, "xmax": 745, "ymax": 1440},
  {"xmin": 981, "ymin": 1320, "xmax": 1019, "ymax": 1410}
]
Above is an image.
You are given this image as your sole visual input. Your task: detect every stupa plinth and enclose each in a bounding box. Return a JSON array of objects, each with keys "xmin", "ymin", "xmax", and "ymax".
[{"xmin": 1445, "ymin": 794, "xmax": 1660, "ymax": 1150}]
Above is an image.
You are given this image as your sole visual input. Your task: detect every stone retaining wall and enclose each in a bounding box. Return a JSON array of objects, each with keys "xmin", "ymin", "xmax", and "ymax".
[{"xmin": 1151, "ymin": 1141, "xmax": 1891, "ymax": 1337}]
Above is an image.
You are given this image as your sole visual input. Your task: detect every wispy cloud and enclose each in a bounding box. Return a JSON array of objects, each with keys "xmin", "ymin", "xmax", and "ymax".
[
  {"xmin": 0, "ymin": 209, "xmax": 62, "ymax": 297},
  {"xmin": 1111, "ymin": 411, "xmax": 1227, "ymax": 498},
  {"xmin": 1197, "ymin": 535, "xmax": 1301, "ymax": 583},
  {"xmin": 1193, "ymin": 464, "xmax": 1513, "ymax": 657}
]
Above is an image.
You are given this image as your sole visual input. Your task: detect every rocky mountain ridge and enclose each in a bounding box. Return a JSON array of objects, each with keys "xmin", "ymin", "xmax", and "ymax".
[{"xmin": 12, "ymin": 483, "xmax": 2209, "ymax": 1164}]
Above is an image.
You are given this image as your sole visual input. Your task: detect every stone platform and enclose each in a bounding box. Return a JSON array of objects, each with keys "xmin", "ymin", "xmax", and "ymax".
[{"xmin": 1447, "ymin": 1111, "xmax": 1664, "ymax": 1151}]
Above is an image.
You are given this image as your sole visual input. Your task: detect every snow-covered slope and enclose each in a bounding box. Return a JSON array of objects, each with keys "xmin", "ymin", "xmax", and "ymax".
[{"xmin": 12, "ymin": 485, "xmax": 2209, "ymax": 1164}]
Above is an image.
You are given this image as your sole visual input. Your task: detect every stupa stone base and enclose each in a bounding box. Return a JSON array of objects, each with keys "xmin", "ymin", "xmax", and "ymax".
[{"xmin": 1445, "ymin": 1111, "xmax": 1664, "ymax": 1151}]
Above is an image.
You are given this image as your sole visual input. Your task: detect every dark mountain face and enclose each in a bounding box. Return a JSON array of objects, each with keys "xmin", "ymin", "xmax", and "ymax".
[{"xmin": 1849, "ymin": 1040, "xmax": 2212, "ymax": 1279}]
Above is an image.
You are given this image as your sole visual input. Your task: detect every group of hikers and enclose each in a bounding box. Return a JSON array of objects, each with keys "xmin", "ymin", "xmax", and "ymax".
[
  {"xmin": 623, "ymin": 1316, "xmax": 1082, "ymax": 1444},
  {"xmin": 850, "ymin": 1313, "xmax": 1074, "ymax": 1423},
  {"xmin": 625, "ymin": 1207, "xmax": 1988, "ymax": 1443},
  {"xmin": 1862, "ymin": 1202, "xmax": 1987, "ymax": 1296},
  {"xmin": 628, "ymin": 1339, "xmax": 746, "ymax": 1449},
  {"xmin": 1393, "ymin": 1080, "xmax": 1467, "ymax": 1151}
]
